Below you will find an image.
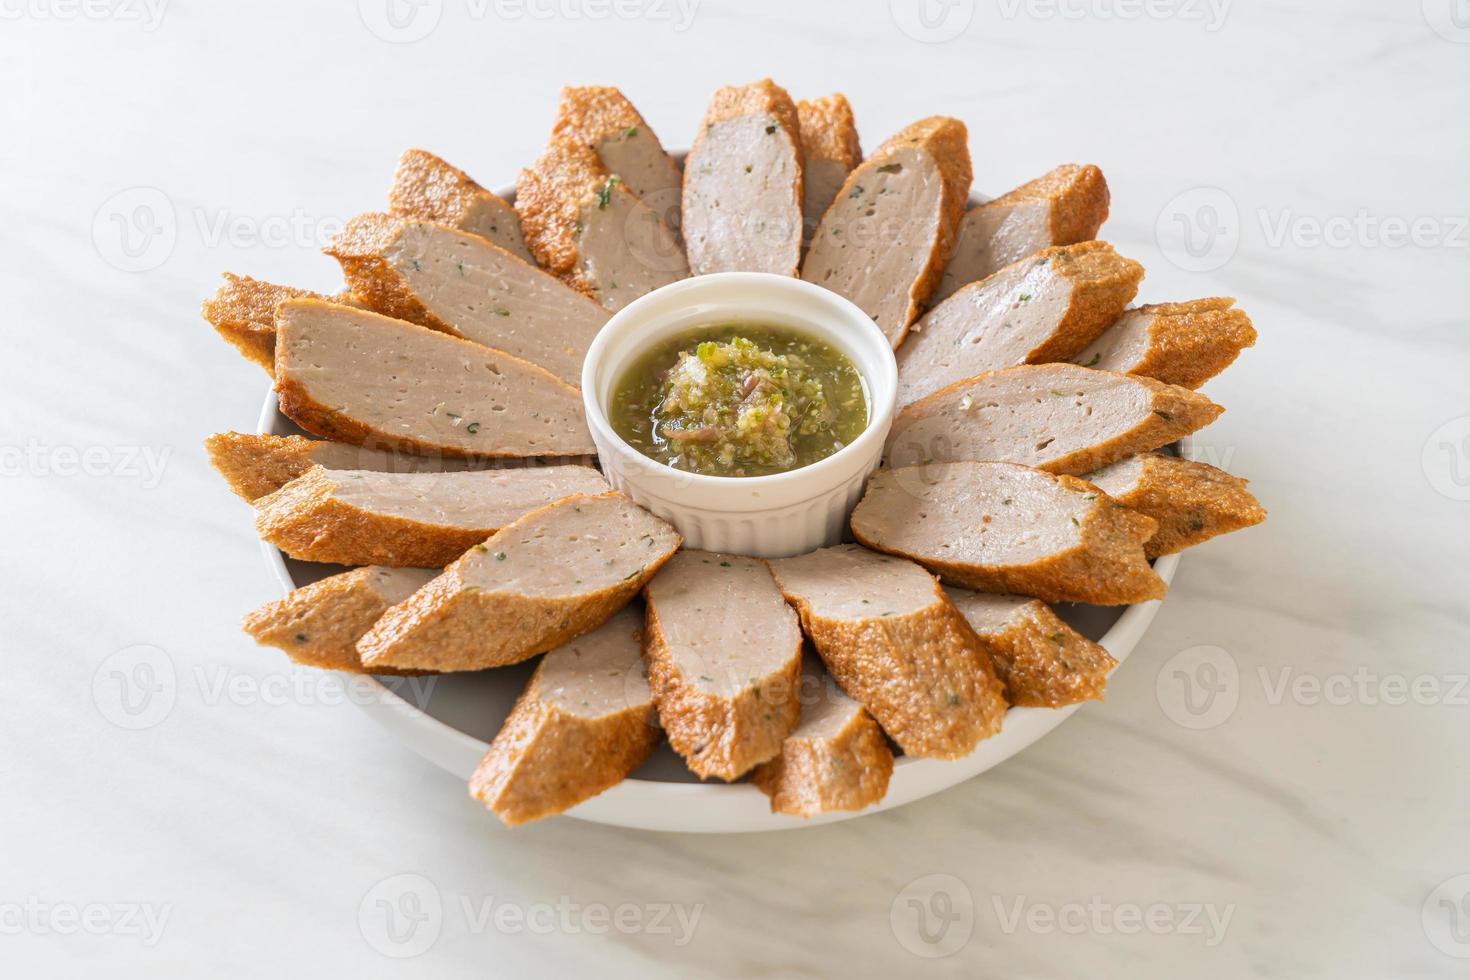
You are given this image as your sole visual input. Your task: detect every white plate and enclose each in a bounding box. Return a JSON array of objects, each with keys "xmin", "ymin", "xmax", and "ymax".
[
  {"xmin": 255, "ymin": 171, "xmax": 1179, "ymax": 832},
  {"xmin": 255, "ymin": 391, "xmax": 1181, "ymax": 832}
]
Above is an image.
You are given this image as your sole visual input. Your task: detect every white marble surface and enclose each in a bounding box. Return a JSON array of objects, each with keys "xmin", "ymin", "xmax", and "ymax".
[{"xmin": 4, "ymin": 0, "xmax": 1468, "ymax": 975}]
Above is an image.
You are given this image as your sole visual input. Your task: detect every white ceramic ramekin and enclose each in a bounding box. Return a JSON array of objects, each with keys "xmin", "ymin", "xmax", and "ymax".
[{"xmin": 580, "ymin": 272, "xmax": 898, "ymax": 558}]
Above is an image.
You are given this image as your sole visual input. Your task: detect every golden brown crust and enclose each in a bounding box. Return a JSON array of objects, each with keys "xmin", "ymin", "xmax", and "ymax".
[
  {"xmin": 241, "ymin": 567, "xmax": 433, "ymax": 676},
  {"xmin": 936, "ymin": 164, "xmax": 1111, "ymax": 302},
  {"xmin": 897, "ymin": 365, "xmax": 1225, "ymax": 477},
  {"xmin": 551, "ymin": 85, "xmax": 654, "ymax": 151},
  {"xmin": 780, "ymin": 586, "xmax": 1006, "ymax": 759},
  {"xmin": 323, "ymin": 212, "xmax": 457, "ymax": 331},
  {"xmin": 389, "ymin": 149, "xmax": 486, "ymax": 221},
  {"xmin": 819, "ymin": 116, "xmax": 971, "ymax": 345},
  {"xmin": 695, "ymin": 78, "xmax": 803, "ymax": 146},
  {"xmin": 359, "ymin": 574, "xmax": 634, "ymax": 672},
  {"xmin": 201, "ymin": 274, "xmax": 333, "ymax": 375},
  {"xmin": 1026, "ymin": 241, "xmax": 1145, "ymax": 363},
  {"xmin": 641, "ymin": 601, "xmax": 803, "ymax": 782},
  {"xmin": 389, "ymin": 150, "xmax": 533, "ymax": 263},
  {"xmin": 252, "ymin": 466, "xmax": 505, "ymax": 567},
  {"xmin": 470, "ymin": 655, "xmax": 660, "ymax": 826},
  {"xmin": 356, "ymin": 494, "xmax": 679, "ymax": 672},
  {"xmin": 206, "ymin": 432, "xmax": 319, "ymax": 501},
  {"xmin": 987, "ymin": 163, "xmax": 1110, "ymax": 246},
  {"xmin": 751, "ymin": 706, "xmax": 892, "ymax": 817},
  {"xmin": 1092, "ymin": 453, "xmax": 1266, "ymax": 558},
  {"xmin": 960, "ymin": 596, "xmax": 1117, "ymax": 707},
  {"xmin": 879, "ymin": 117, "xmax": 972, "ymax": 322},
  {"xmin": 1047, "ymin": 165, "xmax": 1111, "ymax": 246},
  {"xmin": 1040, "ymin": 372, "xmax": 1223, "ymax": 475},
  {"xmin": 270, "ymin": 370, "xmax": 418, "ymax": 457},
  {"xmin": 471, "ymin": 692, "xmax": 660, "ymax": 827},
  {"xmin": 851, "ymin": 467, "xmax": 1167, "ymax": 605},
  {"xmin": 1123, "ymin": 298, "xmax": 1257, "ymax": 389},
  {"xmin": 796, "ymin": 94, "xmax": 861, "ymax": 170},
  {"xmin": 514, "ymin": 140, "xmax": 609, "ymax": 297}
]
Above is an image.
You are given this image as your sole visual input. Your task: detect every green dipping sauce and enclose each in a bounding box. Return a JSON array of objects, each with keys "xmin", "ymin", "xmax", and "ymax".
[{"xmin": 611, "ymin": 324, "xmax": 869, "ymax": 478}]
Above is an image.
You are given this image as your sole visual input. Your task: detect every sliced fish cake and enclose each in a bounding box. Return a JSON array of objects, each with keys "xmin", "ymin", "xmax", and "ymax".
[
  {"xmin": 388, "ymin": 148, "xmax": 534, "ymax": 264},
  {"xmin": 935, "ymin": 164, "xmax": 1110, "ymax": 302},
  {"xmin": 944, "ymin": 588, "xmax": 1116, "ymax": 707},
  {"xmin": 802, "ymin": 116, "xmax": 971, "ymax": 348},
  {"xmin": 642, "ymin": 551, "xmax": 803, "ymax": 781},
  {"xmin": 682, "ymin": 79, "xmax": 804, "ymax": 276},
  {"xmin": 515, "ymin": 140, "xmax": 687, "ymax": 311},
  {"xmin": 549, "ymin": 85, "xmax": 683, "ymax": 230},
  {"xmin": 897, "ymin": 240, "xmax": 1144, "ymax": 406},
  {"xmin": 769, "ymin": 544, "xmax": 1006, "ymax": 759},
  {"xmin": 201, "ymin": 273, "xmax": 349, "ymax": 375},
  {"xmin": 242, "ymin": 566, "xmax": 438, "ymax": 675},
  {"xmin": 1086, "ymin": 452, "xmax": 1266, "ymax": 558},
  {"xmin": 358, "ymin": 493, "xmax": 678, "ymax": 672},
  {"xmin": 885, "ymin": 363, "xmax": 1223, "ymax": 474},
  {"xmin": 203, "ymin": 432, "xmax": 590, "ymax": 503},
  {"xmin": 1073, "ymin": 298, "xmax": 1257, "ymax": 390},
  {"xmin": 273, "ymin": 299, "xmax": 594, "ymax": 459},
  {"xmin": 750, "ymin": 657, "xmax": 893, "ymax": 817},
  {"xmin": 327, "ymin": 213, "xmax": 608, "ymax": 386},
  {"xmin": 850, "ymin": 461, "xmax": 1165, "ymax": 605},
  {"xmin": 253, "ymin": 464, "xmax": 610, "ymax": 567},
  {"xmin": 796, "ymin": 93, "xmax": 862, "ymax": 244},
  {"xmin": 469, "ymin": 607, "xmax": 660, "ymax": 826}
]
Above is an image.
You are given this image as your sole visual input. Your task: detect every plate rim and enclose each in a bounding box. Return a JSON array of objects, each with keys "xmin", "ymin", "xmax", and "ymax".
[{"xmin": 254, "ymin": 390, "xmax": 1182, "ymax": 832}]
